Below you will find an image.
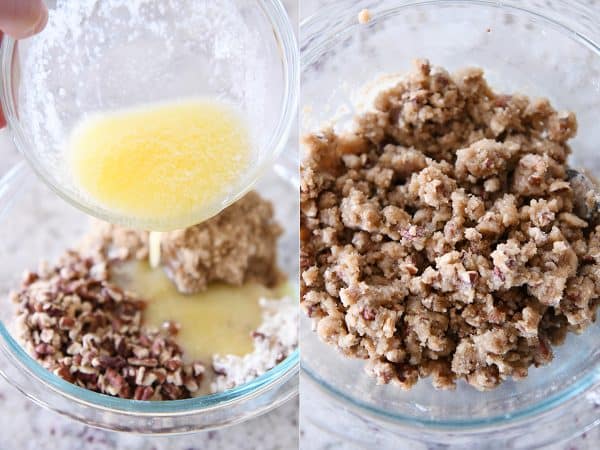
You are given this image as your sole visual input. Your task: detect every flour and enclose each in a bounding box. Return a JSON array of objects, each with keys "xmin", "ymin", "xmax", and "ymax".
[{"xmin": 211, "ymin": 296, "xmax": 298, "ymax": 393}]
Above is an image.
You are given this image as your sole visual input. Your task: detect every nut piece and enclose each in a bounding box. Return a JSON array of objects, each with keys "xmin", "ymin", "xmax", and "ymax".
[
  {"xmin": 13, "ymin": 250, "xmax": 205, "ymax": 400},
  {"xmin": 358, "ymin": 9, "xmax": 371, "ymax": 24}
]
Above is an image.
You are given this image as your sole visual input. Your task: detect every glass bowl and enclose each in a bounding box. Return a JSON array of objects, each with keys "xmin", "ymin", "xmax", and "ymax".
[
  {"xmin": 300, "ymin": 0, "xmax": 600, "ymax": 447},
  {"xmin": 0, "ymin": 157, "xmax": 299, "ymax": 433},
  {"xmin": 0, "ymin": 0, "xmax": 298, "ymax": 231}
]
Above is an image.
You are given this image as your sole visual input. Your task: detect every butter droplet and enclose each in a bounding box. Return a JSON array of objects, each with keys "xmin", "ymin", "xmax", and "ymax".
[{"xmin": 149, "ymin": 231, "xmax": 162, "ymax": 268}]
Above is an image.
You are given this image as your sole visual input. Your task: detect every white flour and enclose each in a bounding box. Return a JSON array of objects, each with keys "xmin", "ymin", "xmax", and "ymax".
[{"xmin": 211, "ymin": 296, "xmax": 298, "ymax": 393}]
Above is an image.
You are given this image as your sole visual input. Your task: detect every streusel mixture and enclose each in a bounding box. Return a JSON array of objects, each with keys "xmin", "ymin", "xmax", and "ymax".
[
  {"xmin": 300, "ymin": 59, "xmax": 600, "ymax": 390},
  {"xmin": 13, "ymin": 192, "xmax": 296, "ymax": 399},
  {"xmin": 88, "ymin": 191, "xmax": 283, "ymax": 294}
]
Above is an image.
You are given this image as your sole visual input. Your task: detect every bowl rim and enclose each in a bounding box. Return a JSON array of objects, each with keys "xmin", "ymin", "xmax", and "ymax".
[
  {"xmin": 301, "ymin": 0, "xmax": 600, "ymax": 65},
  {"xmin": 0, "ymin": 321, "xmax": 299, "ymax": 416},
  {"xmin": 300, "ymin": 0, "xmax": 600, "ymax": 432},
  {"xmin": 301, "ymin": 360, "xmax": 600, "ymax": 431},
  {"xmin": 0, "ymin": 160, "xmax": 300, "ymax": 417},
  {"xmin": 0, "ymin": 0, "xmax": 299, "ymax": 232}
]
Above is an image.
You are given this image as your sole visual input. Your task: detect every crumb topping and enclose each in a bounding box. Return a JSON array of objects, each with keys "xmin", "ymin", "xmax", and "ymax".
[
  {"xmin": 300, "ymin": 59, "xmax": 600, "ymax": 390},
  {"xmin": 161, "ymin": 191, "xmax": 283, "ymax": 294}
]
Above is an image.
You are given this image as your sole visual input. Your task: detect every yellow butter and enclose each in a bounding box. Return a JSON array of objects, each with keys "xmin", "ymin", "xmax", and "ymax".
[
  {"xmin": 69, "ymin": 99, "xmax": 253, "ymax": 230},
  {"xmin": 113, "ymin": 261, "xmax": 290, "ymax": 361}
]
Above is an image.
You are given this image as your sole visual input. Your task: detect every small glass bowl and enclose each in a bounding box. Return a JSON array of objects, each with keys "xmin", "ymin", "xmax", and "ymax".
[
  {"xmin": 0, "ymin": 0, "xmax": 298, "ymax": 231},
  {"xmin": 0, "ymin": 158, "xmax": 299, "ymax": 433},
  {"xmin": 301, "ymin": 0, "xmax": 600, "ymax": 447}
]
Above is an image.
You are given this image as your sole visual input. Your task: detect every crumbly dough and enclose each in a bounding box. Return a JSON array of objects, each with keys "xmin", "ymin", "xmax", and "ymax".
[
  {"xmin": 87, "ymin": 191, "xmax": 283, "ymax": 294},
  {"xmin": 300, "ymin": 59, "xmax": 600, "ymax": 390},
  {"xmin": 161, "ymin": 191, "xmax": 283, "ymax": 294}
]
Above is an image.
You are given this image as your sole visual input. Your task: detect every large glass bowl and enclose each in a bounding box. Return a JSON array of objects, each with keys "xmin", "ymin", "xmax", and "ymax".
[
  {"xmin": 300, "ymin": 0, "xmax": 600, "ymax": 447},
  {"xmin": 0, "ymin": 158, "xmax": 299, "ymax": 433},
  {"xmin": 0, "ymin": 0, "xmax": 298, "ymax": 231}
]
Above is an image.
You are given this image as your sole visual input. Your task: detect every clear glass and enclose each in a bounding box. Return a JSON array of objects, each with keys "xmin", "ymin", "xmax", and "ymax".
[
  {"xmin": 300, "ymin": 0, "xmax": 600, "ymax": 447},
  {"xmin": 0, "ymin": 0, "xmax": 299, "ymax": 231},
  {"xmin": 0, "ymin": 159, "xmax": 299, "ymax": 433}
]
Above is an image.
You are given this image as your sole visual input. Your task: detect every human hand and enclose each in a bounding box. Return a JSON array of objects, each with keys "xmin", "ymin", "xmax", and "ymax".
[{"xmin": 0, "ymin": 0, "xmax": 48, "ymax": 127}]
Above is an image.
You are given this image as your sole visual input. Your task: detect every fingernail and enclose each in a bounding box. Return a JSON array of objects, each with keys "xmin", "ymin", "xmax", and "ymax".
[
  {"xmin": 31, "ymin": 4, "xmax": 49, "ymax": 35},
  {"xmin": 22, "ymin": 3, "xmax": 48, "ymax": 38}
]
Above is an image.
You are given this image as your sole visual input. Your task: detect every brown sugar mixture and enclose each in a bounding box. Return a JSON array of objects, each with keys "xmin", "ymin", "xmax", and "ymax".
[
  {"xmin": 300, "ymin": 59, "xmax": 600, "ymax": 390},
  {"xmin": 87, "ymin": 190, "xmax": 283, "ymax": 294},
  {"xmin": 12, "ymin": 191, "xmax": 294, "ymax": 399}
]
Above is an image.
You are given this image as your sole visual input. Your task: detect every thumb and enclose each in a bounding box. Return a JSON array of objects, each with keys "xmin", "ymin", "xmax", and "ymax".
[{"xmin": 0, "ymin": 0, "xmax": 48, "ymax": 39}]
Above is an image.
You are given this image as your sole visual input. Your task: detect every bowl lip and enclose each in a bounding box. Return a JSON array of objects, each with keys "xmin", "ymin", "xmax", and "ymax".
[
  {"xmin": 301, "ymin": 357, "xmax": 600, "ymax": 432},
  {"xmin": 301, "ymin": 0, "xmax": 600, "ymax": 67},
  {"xmin": 0, "ymin": 0, "xmax": 299, "ymax": 232},
  {"xmin": 0, "ymin": 320, "xmax": 299, "ymax": 416},
  {"xmin": 299, "ymin": 0, "xmax": 600, "ymax": 432},
  {"xmin": 0, "ymin": 160, "xmax": 300, "ymax": 416}
]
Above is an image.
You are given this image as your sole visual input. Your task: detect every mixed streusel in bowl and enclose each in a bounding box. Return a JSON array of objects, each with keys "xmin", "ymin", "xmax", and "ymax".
[
  {"xmin": 0, "ymin": 160, "xmax": 299, "ymax": 433},
  {"xmin": 300, "ymin": 0, "xmax": 600, "ymax": 447}
]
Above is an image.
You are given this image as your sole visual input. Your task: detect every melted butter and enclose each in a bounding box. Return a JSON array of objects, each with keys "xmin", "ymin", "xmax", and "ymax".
[
  {"xmin": 148, "ymin": 231, "xmax": 162, "ymax": 268},
  {"xmin": 68, "ymin": 99, "xmax": 253, "ymax": 231},
  {"xmin": 112, "ymin": 261, "xmax": 289, "ymax": 362}
]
